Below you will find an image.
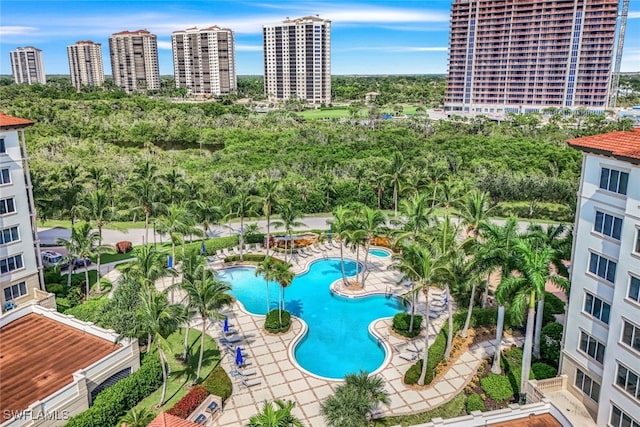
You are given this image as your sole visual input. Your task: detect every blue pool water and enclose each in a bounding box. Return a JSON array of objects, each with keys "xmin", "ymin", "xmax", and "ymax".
[
  {"xmin": 216, "ymin": 258, "xmax": 402, "ymax": 379},
  {"xmin": 368, "ymin": 248, "xmax": 391, "ymax": 258}
]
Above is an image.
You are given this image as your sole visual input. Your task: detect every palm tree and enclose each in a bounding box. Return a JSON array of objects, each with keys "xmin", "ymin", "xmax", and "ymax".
[
  {"xmin": 249, "ymin": 400, "xmax": 303, "ymax": 427},
  {"xmin": 448, "ymin": 249, "xmax": 481, "ymax": 340},
  {"xmin": 344, "ymin": 370, "xmax": 390, "ymax": 411},
  {"xmin": 321, "ymin": 383, "xmax": 372, "ymax": 427},
  {"xmin": 497, "ymin": 240, "xmax": 568, "ymax": 397},
  {"xmin": 137, "ymin": 290, "xmax": 185, "ymax": 406},
  {"xmin": 272, "ymin": 260, "xmax": 295, "ymax": 327},
  {"xmin": 354, "ymin": 205, "xmax": 386, "ymax": 286},
  {"xmin": 386, "ymin": 151, "xmax": 407, "ymax": 217},
  {"xmin": 120, "ymin": 407, "xmax": 155, "ymax": 427},
  {"xmin": 56, "ymin": 222, "xmax": 102, "ymax": 298},
  {"xmin": 256, "ymin": 257, "xmax": 278, "ymax": 314},
  {"xmin": 84, "ymin": 189, "xmax": 113, "ymax": 246},
  {"xmin": 182, "ymin": 271, "xmax": 232, "ymax": 379},
  {"xmin": 341, "ymin": 228, "xmax": 366, "ymax": 287},
  {"xmin": 129, "ymin": 160, "xmax": 161, "ymax": 245},
  {"xmin": 327, "ymin": 206, "xmax": 353, "ymax": 286},
  {"xmin": 391, "ymin": 246, "xmax": 423, "ymax": 335},
  {"xmin": 393, "ymin": 192, "xmax": 434, "ymax": 245},
  {"xmin": 227, "ymin": 186, "xmax": 258, "ymax": 261},
  {"xmin": 179, "ymin": 252, "xmax": 206, "ymax": 361},
  {"xmin": 258, "ymin": 177, "xmax": 282, "ymax": 256},
  {"xmin": 272, "ymin": 205, "xmax": 304, "ymax": 262}
]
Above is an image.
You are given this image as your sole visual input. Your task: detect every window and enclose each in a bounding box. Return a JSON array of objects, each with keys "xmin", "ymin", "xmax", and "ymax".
[
  {"xmin": 630, "ymin": 276, "xmax": 640, "ymax": 303},
  {"xmin": 0, "ymin": 138, "xmax": 5, "ymax": 153},
  {"xmin": 3, "ymin": 281, "xmax": 26, "ymax": 301},
  {"xmin": 579, "ymin": 331, "xmax": 605, "ymax": 363},
  {"xmin": 583, "ymin": 292, "xmax": 611, "ymax": 324},
  {"xmin": 0, "ymin": 168, "xmax": 10, "ymax": 185},
  {"xmin": 622, "ymin": 320, "xmax": 640, "ymax": 353},
  {"xmin": 610, "ymin": 404, "xmax": 640, "ymax": 427},
  {"xmin": 616, "ymin": 364, "xmax": 640, "ymax": 400},
  {"xmin": 575, "ymin": 368, "xmax": 600, "ymax": 401},
  {"xmin": 0, "ymin": 198, "xmax": 15, "ymax": 215},
  {"xmin": 588, "ymin": 253, "xmax": 617, "ymax": 283},
  {"xmin": 635, "ymin": 229, "xmax": 640, "ymax": 254},
  {"xmin": 599, "ymin": 167, "xmax": 629, "ymax": 195},
  {"xmin": 0, "ymin": 254, "xmax": 23, "ymax": 274},
  {"xmin": 0, "ymin": 226, "xmax": 19, "ymax": 245},
  {"xmin": 594, "ymin": 211, "xmax": 622, "ymax": 240}
]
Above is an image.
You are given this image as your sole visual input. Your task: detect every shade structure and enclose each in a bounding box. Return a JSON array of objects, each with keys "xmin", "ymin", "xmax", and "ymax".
[
  {"xmin": 235, "ymin": 346, "xmax": 244, "ymax": 366},
  {"xmin": 223, "ymin": 317, "xmax": 229, "ymax": 334}
]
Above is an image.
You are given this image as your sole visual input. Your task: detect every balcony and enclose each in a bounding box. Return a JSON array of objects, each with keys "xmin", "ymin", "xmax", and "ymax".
[{"xmin": 524, "ymin": 375, "xmax": 596, "ymax": 427}]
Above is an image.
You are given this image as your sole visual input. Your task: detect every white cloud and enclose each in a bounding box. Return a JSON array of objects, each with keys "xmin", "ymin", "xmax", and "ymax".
[
  {"xmin": 156, "ymin": 40, "xmax": 172, "ymax": 50},
  {"xmin": 0, "ymin": 25, "xmax": 37, "ymax": 35},
  {"xmin": 337, "ymin": 46, "xmax": 447, "ymax": 53},
  {"xmin": 628, "ymin": 11, "xmax": 640, "ymax": 19},
  {"xmin": 621, "ymin": 48, "xmax": 640, "ymax": 72},
  {"xmin": 236, "ymin": 44, "xmax": 262, "ymax": 51}
]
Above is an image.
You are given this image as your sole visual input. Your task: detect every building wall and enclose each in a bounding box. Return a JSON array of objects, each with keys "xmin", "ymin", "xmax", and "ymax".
[
  {"xmin": 445, "ymin": 0, "xmax": 619, "ymax": 114},
  {"xmin": 109, "ymin": 31, "xmax": 160, "ymax": 93},
  {"xmin": 560, "ymin": 152, "xmax": 640, "ymax": 426},
  {"xmin": 9, "ymin": 48, "xmax": 46, "ymax": 85},
  {"xmin": 171, "ymin": 27, "xmax": 237, "ymax": 95},
  {"xmin": 67, "ymin": 42, "xmax": 105, "ymax": 90},
  {"xmin": 0, "ymin": 127, "xmax": 43, "ymax": 313},
  {"xmin": 263, "ymin": 17, "xmax": 331, "ymax": 105}
]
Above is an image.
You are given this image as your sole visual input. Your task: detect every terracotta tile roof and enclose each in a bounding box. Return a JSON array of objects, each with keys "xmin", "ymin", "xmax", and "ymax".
[
  {"xmin": 567, "ymin": 128, "xmax": 640, "ymax": 162},
  {"xmin": 0, "ymin": 313, "xmax": 119, "ymax": 413},
  {"xmin": 148, "ymin": 412, "xmax": 201, "ymax": 427},
  {"xmin": 0, "ymin": 112, "xmax": 34, "ymax": 128},
  {"xmin": 112, "ymin": 29, "xmax": 153, "ymax": 36}
]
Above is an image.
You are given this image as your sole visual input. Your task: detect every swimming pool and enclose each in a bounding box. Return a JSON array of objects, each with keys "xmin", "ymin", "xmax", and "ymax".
[
  {"xmin": 216, "ymin": 258, "xmax": 402, "ymax": 379},
  {"xmin": 368, "ymin": 248, "xmax": 391, "ymax": 258}
]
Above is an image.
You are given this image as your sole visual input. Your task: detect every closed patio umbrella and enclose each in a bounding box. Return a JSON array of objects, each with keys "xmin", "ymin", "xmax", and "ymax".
[{"xmin": 235, "ymin": 346, "xmax": 244, "ymax": 367}]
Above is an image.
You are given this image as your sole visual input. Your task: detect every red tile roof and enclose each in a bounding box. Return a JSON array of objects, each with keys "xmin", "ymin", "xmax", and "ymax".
[
  {"xmin": 148, "ymin": 413, "xmax": 201, "ymax": 427},
  {"xmin": 0, "ymin": 112, "xmax": 34, "ymax": 128},
  {"xmin": 567, "ymin": 128, "xmax": 640, "ymax": 162}
]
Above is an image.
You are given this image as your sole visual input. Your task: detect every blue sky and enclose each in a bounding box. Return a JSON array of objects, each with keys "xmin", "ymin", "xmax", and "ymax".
[{"xmin": 1, "ymin": 0, "xmax": 639, "ymax": 76}]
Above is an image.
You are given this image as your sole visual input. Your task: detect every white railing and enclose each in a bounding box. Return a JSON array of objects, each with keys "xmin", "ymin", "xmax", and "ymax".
[{"xmin": 527, "ymin": 375, "xmax": 568, "ymax": 403}]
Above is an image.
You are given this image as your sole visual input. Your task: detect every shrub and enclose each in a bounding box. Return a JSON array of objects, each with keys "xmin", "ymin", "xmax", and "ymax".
[
  {"xmin": 540, "ymin": 322, "xmax": 563, "ymax": 367},
  {"xmin": 392, "ymin": 312, "xmax": 423, "ymax": 338},
  {"xmin": 532, "ymin": 362, "xmax": 557, "ymax": 380},
  {"xmin": 404, "ymin": 322, "xmax": 453, "ymax": 385},
  {"xmin": 115, "ymin": 241, "xmax": 133, "ymax": 254},
  {"xmin": 245, "ymin": 233, "xmax": 265, "ymax": 244},
  {"xmin": 224, "ymin": 254, "xmax": 268, "ymax": 263},
  {"xmin": 201, "ymin": 236, "xmax": 238, "ymax": 255},
  {"xmin": 544, "ymin": 292, "xmax": 565, "ymax": 314},
  {"xmin": 45, "ymin": 283, "xmax": 66, "ymax": 297},
  {"xmin": 471, "ymin": 308, "xmax": 499, "ymax": 327},
  {"xmin": 492, "ymin": 201, "xmax": 574, "ymax": 223},
  {"xmin": 55, "ymin": 297, "xmax": 73, "ymax": 312},
  {"xmin": 264, "ymin": 309, "xmax": 291, "ymax": 333},
  {"xmin": 167, "ymin": 386, "xmax": 209, "ymax": 419},
  {"xmin": 65, "ymin": 355, "xmax": 162, "ymax": 427},
  {"xmin": 480, "ymin": 374, "xmax": 515, "ymax": 402},
  {"xmin": 201, "ymin": 365, "xmax": 233, "ymax": 402},
  {"xmin": 466, "ymin": 394, "xmax": 486, "ymax": 413},
  {"xmin": 64, "ymin": 297, "xmax": 109, "ymax": 325}
]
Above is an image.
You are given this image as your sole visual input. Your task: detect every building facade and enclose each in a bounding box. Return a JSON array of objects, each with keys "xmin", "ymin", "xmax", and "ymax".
[
  {"xmin": 0, "ymin": 113, "xmax": 45, "ymax": 314},
  {"xmin": 108, "ymin": 30, "xmax": 160, "ymax": 93},
  {"xmin": 172, "ymin": 26, "xmax": 237, "ymax": 96},
  {"xmin": 561, "ymin": 128, "xmax": 640, "ymax": 427},
  {"xmin": 67, "ymin": 41, "xmax": 105, "ymax": 90},
  {"xmin": 263, "ymin": 16, "xmax": 331, "ymax": 105},
  {"xmin": 445, "ymin": 0, "xmax": 619, "ymax": 114},
  {"xmin": 9, "ymin": 47, "xmax": 46, "ymax": 85}
]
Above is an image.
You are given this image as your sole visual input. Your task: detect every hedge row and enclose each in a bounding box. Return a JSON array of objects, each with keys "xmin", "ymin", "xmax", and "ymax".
[
  {"xmin": 224, "ymin": 254, "xmax": 268, "ymax": 263},
  {"xmin": 492, "ymin": 201, "xmax": 574, "ymax": 223},
  {"xmin": 167, "ymin": 386, "xmax": 209, "ymax": 419},
  {"xmin": 65, "ymin": 355, "xmax": 162, "ymax": 427},
  {"xmin": 201, "ymin": 364, "xmax": 233, "ymax": 402},
  {"xmin": 404, "ymin": 321, "xmax": 457, "ymax": 385},
  {"xmin": 392, "ymin": 312, "xmax": 423, "ymax": 338}
]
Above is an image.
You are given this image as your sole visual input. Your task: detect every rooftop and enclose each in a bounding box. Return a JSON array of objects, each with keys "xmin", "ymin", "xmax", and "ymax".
[
  {"xmin": 489, "ymin": 413, "xmax": 562, "ymax": 427},
  {"xmin": 0, "ymin": 312, "xmax": 120, "ymax": 413},
  {"xmin": 111, "ymin": 29, "xmax": 153, "ymax": 36},
  {"xmin": 567, "ymin": 128, "xmax": 640, "ymax": 163},
  {"xmin": 148, "ymin": 412, "xmax": 200, "ymax": 427},
  {"xmin": 0, "ymin": 112, "xmax": 34, "ymax": 129}
]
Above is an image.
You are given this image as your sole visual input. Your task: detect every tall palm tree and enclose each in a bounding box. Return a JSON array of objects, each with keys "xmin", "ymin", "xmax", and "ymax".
[
  {"xmin": 392, "ymin": 245, "xmax": 423, "ymax": 335},
  {"xmin": 182, "ymin": 271, "xmax": 232, "ymax": 379},
  {"xmin": 58, "ymin": 164, "xmax": 84, "ymax": 226},
  {"xmin": 129, "ymin": 160, "xmax": 161, "ymax": 245},
  {"xmin": 327, "ymin": 206, "xmax": 353, "ymax": 286},
  {"xmin": 355, "ymin": 205, "xmax": 386, "ymax": 286},
  {"xmin": 448, "ymin": 249, "xmax": 481, "ymax": 340},
  {"xmin": 56, "ymin": 222, "xmax": 102, "ymax": 298},
  {"xmin": 256, "ymin": 256, "xmax": 278, "ymax": 314},
  {"xmin": 272, "ymin": 260, "xmax": 295, "ymax": 327},
  {"xmin": 84, "ymin": 189, "xmax": 112, "ymax": 246},
  {"xmin": 497, "ymin": 240, "xmax": 568, "ymax": 397},
  {"xmin": 248, "ymin": 400, "xmax": 303, "ymax": 427},
  {"xmin": 342, "ymin": 228, "xmax": 366, "ymax": 287},
  {"xmin": 137, "ymin": 290, "xmax": 185, "ymax": 406},
  {"xmin": 179, "ymin": 252, "xmax": 206, "ymax": 361},
  {"xmin": 386, "ymin": 151, "xmax": 407, "ymax": 217},
  {"xmin": 258, "ymin": 177, "xmax": 282, "ymax": 256},
  {"xmin": 272, "ymin": 205, "xmax": 304, "ymax": 262},
  {"xmin": 227, "ymin": 186, "xmax": 258, "ymax": 261},
  {"xmin": 393, "ymin": 192, "xmax": 434, "ymax": 245}
]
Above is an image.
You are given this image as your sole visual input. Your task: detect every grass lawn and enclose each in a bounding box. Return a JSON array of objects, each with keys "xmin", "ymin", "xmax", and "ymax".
[
  {"xmin": 373, "ymin": 394, "xmax": 466, "ymax": 426},
  {"xmin": 297, "ymin": 105, "xmax": 420, "ymax": 120},
  {"xmin": 134, "ymin": 328, "xmax": 221, "ymax": 414},
  {"xmin": 38, "ymin": 219, "xmax": 148, "ymax": 230}
]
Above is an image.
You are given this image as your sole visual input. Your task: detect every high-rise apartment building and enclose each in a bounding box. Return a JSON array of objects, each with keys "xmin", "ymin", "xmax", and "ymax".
[
  {"xmin": 0, "ymin": 113, "xmax": 45, "ymax": 314},
  {"xmin": 9, "ymin": 47, "xmax": 46, "ymax": 85},
  {"xmin": 561, "ymin": 128, "xmax": 640, "ymax": 426},
  {"xmin": 172, "ymin": 26, "xmax": 237, "ymax": 96},
  {"xmin": 263, "ymin": 16, "xmax": 331, "ymax": 105},
  {"xmin": 67, "ymin": 40, "xmax": 105, "ymax": 90},
  {"xmin": 445, "ymin": 0, "xmax": 619, "ymax": 114},
  {"xmin": 108, "ymin": 30, "xmax": 160, "ymax": 93}
]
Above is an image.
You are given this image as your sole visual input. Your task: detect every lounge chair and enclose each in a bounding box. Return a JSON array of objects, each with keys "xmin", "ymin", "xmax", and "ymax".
[
  {"xmin": 222, "ymin": 248, "xmax": 231, "ymax": 257},
  {"xmin": 238, "ymin": 368, "xmax": 257, "ymax": 377},
  {"xmin": 399, "ymin": 351, "xmax": 418, "ymax": 361},
  {"xmin": 311, "ymin": 244, "xmax": 322, "ymax": 253},
  {"xmin": 216, "ymin": 249, "xmax": 224, "ymax": 259},
  {"xmin": 242, "ymin": 377, "xmax": 261, "ymax": 387},
  {"xmin": 221, "ymin": 335, "xmax": 242, "ymax": 344},
  {"xmin": 255, "ymin": 243, "xmax": 263, "ymax": 252},
  {"xmin": 232, "ymin": 246, "xmax": 241, "ymax": 255},
  {"xmin": 297, "ymin": 248, "xmax": 308, "ymax": 258},
  {"xmin": 302, "ymin": 247, "xmax": 314, "ymax": 256},
  {"xmin": 429, "ymin": 308, "xmax": 445, "ymax": 319}
]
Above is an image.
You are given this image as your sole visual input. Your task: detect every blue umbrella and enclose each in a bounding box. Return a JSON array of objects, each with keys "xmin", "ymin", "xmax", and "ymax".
[
  {"xmin": 327, "ymin": 228, "xmax": 332, "ymax": 243},
  {"xmin": 200, "ymin": 242, "xmax": 206, "ymax": 255},
  {"xmin": 235, "ymin": 346, "xmax": 244, "ymax": 366},
  {"xmin": 223, "ymin": 317, "xmax": 229, "ymax": 333}
]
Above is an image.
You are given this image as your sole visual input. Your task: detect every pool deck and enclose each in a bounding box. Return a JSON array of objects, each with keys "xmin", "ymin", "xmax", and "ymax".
[{"xmin": 174, "ymin": 244, "xmax": 523, "ymax": 427}]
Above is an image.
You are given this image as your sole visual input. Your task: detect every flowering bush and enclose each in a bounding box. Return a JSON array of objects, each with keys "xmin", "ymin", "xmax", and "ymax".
[{"xmin": 167, "ymin": 386, "xmax": 209, "ymax": 418}]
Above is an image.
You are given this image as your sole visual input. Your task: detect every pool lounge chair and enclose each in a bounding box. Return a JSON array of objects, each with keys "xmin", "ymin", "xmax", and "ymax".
[
  {"xmin": 238, "ymin": 368, "xmax": 257, "ymax": 377},
  {"xmin": 216, "ymin": 249, "xmax": 225, "ymax": 259},
  {"xmin": 222, "ymin": 248, "xmax": 231, "ymax": 257},
  {"xmin": 297, "ymin": 248, "xmax": 308, "ymax": 258},
  {"xmin": 399, "ymin": 351, "xmax": 418, "ymax": 361},
  {"xmin": 221, "ymin": 334, "xmax": 242, "ymax": 344},
  {"xmin": 232, "ymin": 246, "xmax": 241, "ymax": 255},
  {"xmin": 311, "ymin": 244, "xmax": 322, "ymax": 253},
  {"xmin": 255, "ymin": 243, "xmax": 263, "ymax": 252},
  {"xmin": 242, "ymin": 377, "xmax": 261, "ymax": 387}
]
